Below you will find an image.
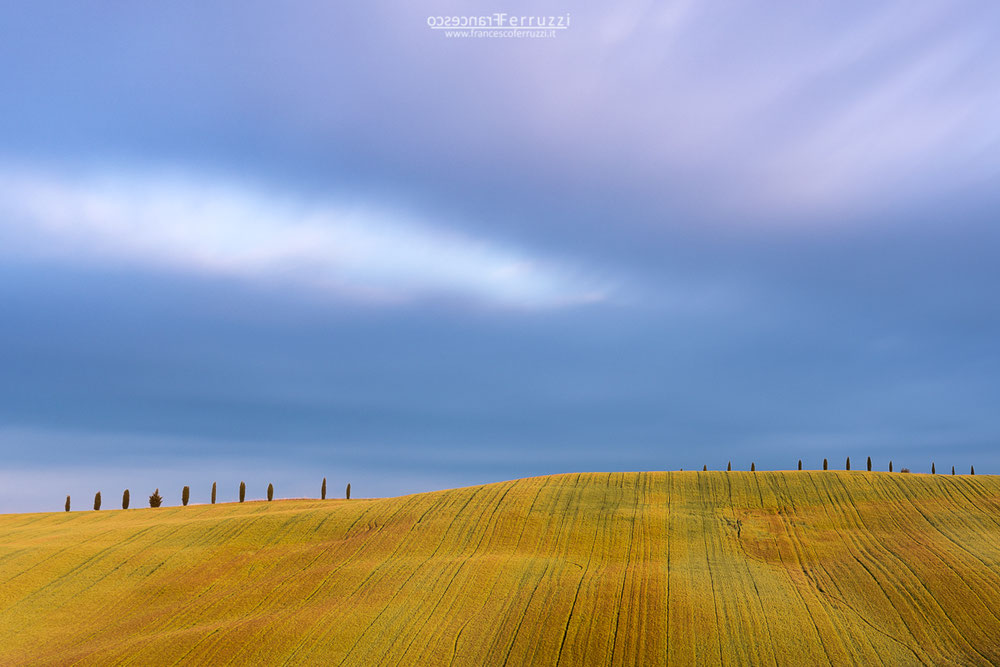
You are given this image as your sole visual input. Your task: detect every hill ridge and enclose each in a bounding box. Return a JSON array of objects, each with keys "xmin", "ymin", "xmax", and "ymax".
[{"xmin": 2, "ymin": 471, "xmax": 1000, "ymax": 665}]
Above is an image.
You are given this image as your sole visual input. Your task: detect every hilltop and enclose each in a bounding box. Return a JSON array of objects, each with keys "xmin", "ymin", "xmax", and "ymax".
[{"xmin": 2, "ymin": 471, "xmax": 1000, "ymax": 664}]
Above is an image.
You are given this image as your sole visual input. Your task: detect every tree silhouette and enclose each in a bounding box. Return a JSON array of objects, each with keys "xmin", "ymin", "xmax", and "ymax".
[
  {"xmin": 889, "ymin": 461, "xmax": 893, "ymax": 472},
  {"xmin": 122, "ymin": 489, "xmax": 130, "ymax": 510},
  {"xmin": 94, "ymin": 492, "xmax": 101, "ymax": 511},
  {"xmin": 823, "ymin": 458, "xmax": 828, "ymax": 470},
  {"xmin": 64, "ymin": 495, "xmax": 70, "ymax": 512},
  {"xmin": 182, "ymin": 486, "xmax": 190, "ymax": 506},
  {"xmin": 932, "ymin": 462, "xmax": 936, "ymax": 474},
  {"xmin": 867, "ymin": 456, "xmax": 872, "ymax": 472},
  {"xmin": 971, "ymin": 465, "xmax": 975, "ymax": 475},
  {"xmin": 322, "ymin": 477, "xmax": 327, "ymax": 500},
  {"xmin": 727, "ymin": 462, "xmax": 731, "ymax": 472},
  {"xmin": 267, "ymin": 483, "xmax": 274, "ymax": 502},
  {"xmin": 346, "ymin": 483, "xmax": 352, "ymax": 500},
  {"xmin": 703, "ymin": 465, "xmax": 707, "ymax": 471},
  {"xmin": 952, "ymin": 466, "xmax": 955, "ymax": 475},
  {"xmin": 239, "ymin": 481, "xmax": 246, "ymax": 503},
  {"xmin": 211, "ymin": 482, "xmax": 217, "ymax": 504},
  {"xmin": 751, "ymin": 462, "xmax": 756, "ymax": 472},
  {"xmin": 846, "ymin": 457, "xmax": 851, "ymax": 471},
  {"xmin": 798, "ymin": 460, "xmax": 802, "ymax": 470},
  {"xmin": 149, "ymin": 489, "xmax": 162, "ymax": 508}
]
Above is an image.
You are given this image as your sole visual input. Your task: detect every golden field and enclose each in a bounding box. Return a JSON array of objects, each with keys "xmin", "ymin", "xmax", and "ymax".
[{"xmin": 2, "ymin": 471, "xmax": 1000, "ymax": 665}]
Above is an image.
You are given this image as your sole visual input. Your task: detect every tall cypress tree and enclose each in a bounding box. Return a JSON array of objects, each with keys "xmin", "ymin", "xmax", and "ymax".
[
  {"xmin": 823, "ymin": 458, "xmax": 828, "ymax": 471},
  {"xmin": 889, "ymin": 460, "xmax": 893, "ymax": 472},
  {"xmin": 122, "ymin": 489, "xmax": 130, "ymax": 510},
  {"xmin": 267, "ymin": 483, "xmax": 274, "ymax": 501},
  {"xmin": 346, "ymin": 483, "xmax": 352, "ymax": 499},
  {"xmin": 798, "ymin": 460, "xmax": 802, "ymax": 470},
  {"xmin": 239, "ymin": 481, "xmax": 246, "ymax": 503},
  {"xmin": 702, "ymin": 465, "xmax": 707, "ymax": 471},
  {"xmin": 932, "ymin": 462, "xmax": 936, "ymax": 474},
  {"xmin": 727, "ymin": 462, "xmax": 731, "ymax": 472},
  {"xmin": 322, "ymin": 477, "xmax": 327, "ymax": 500},
  {"xmin": 182, "ymin": 486, "xmax": 190, "ymax": 506},
  {"xmin": 971, "ymin": 465, "xmax": 975, "ymax": 475},
  {"xmin": 211, "ymin": 482, "xmax": 217, "ymax": 504},
  {"xmin": 65, "ymin": 495, "xmax": 71, "ymax": 512},
  {"xmin": 952, "ymin": 466, "xmax": 955, "ymax": 475},
  {"xmin": 751, "ymin": 462, "xmax": 756, "ymax": 472},
  {"xmin": 94, "ymin": 491, "xmax": 102, "ymax": 511},
  {"xmin": 846, "ymin": 457, "xmax": 851, "ymax": 471},
  {"xmin": 867, "ymin": 456, "xmax": 872, "ymax": 472}
]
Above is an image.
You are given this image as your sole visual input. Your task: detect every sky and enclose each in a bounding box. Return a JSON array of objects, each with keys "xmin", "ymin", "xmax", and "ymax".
[{"xmin": 1, "ymin": 1, "xmax": 999, "ymax": 512}]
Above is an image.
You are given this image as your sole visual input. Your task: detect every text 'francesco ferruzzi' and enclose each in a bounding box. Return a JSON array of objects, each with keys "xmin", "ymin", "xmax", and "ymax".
[{"xmin": 427, "ymin": 13, "xmax": 570, "ymax": 38}]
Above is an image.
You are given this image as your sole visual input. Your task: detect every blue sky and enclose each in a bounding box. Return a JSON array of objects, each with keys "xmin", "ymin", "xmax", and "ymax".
[{"xmin": 2, "ymin": 2, "xmax": 999, "ymax": 511}]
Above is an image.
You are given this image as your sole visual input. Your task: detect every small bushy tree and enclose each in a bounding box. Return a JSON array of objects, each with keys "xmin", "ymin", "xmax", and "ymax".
[
  {"xmin": 900, "ymin": 467, "xmax": 910, "ymax": 474},
  {"xmin": 867, "ymin": 456, "xmax": 872, "ymax": 472},
  {"xmin": 149, "ymin": 489, "xmax": 162, "ymax": 508},
  {"xmin": 267, "ymin": 483, "xmax": 274, "ymax": 501},
  {"xmin": 65, "ymin": 495, "xmax": 70, "ymax": 512},
  {"xmin": 94, "ymin": 492, "xmax": 102, "ymax": 511},
  {"xmin": 182, "ymin": 486, "xmax": 190, "ymax": 506},
  {"xmin": 122, "ymin": 489, "xmax": 130, "ymax": 510},
  {"xmin": 823, "ymin": 458, "xmax": 828, "ymax": 470},
  {"xmin": 211, "ymin": 482, "xmax": 217, "ymax": 505},
  {"xmin": 239, "ymin": 481, "xmax": 246, "ymax": 503},
  {"xmin": 322, "ymin": 477, "xmax": 327, "ymax": 500},
  {"xmin": 346, "ymin": 483, "xmax": 351, "ymax": 499}
]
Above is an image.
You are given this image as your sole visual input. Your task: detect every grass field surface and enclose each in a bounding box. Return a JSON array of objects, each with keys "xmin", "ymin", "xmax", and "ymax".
[{"xmin": 2, "ymin": 471, "xmax": 1000, "ymax": 665}]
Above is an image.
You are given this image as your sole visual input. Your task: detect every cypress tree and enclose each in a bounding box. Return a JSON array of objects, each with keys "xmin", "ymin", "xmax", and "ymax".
[
  {"xmin": 267, "ymin": 483, "xmax": 274, "ymax": 501},
  {"xmin": 239, "ymin": 481, "xmax": 246, "ymax": 503},
  {"xmin": 122, "ymin": 489, "xmax": 130, "ymax": 510},
  {"xmin": 846, "ymin": 457, "xmax": 851, "ymax": 471},
  {"xmin": 703, "ymin": 465, "xmax": 707, "ymax": 471},
  {"xmin": 727, "ymin": 462, "xmax": 731, "ymax": 472},
  {"xmin": 867, "ymin": 456, "xmax": 872, "ymax": 472},
  {"xmin": 182, "ymin": 486, "xmax": 190, "ymax": 506},
  {"xmin": 823, "ymin": 458, "xmax": 828, "ymax": 471},
  {"xmin": 65, "ymin": 495, "xmax": 71, "ymax": 512},
  {"xmin": 149, "ymin": 489, "xmax": 162, "ymax": 508},
  {"xmin": 751, "ymin": 462, "xmax": 756, "ymax": 472},
  {"xmin": 889, "ymin": 460, "xmax": 893, "ymax": 472},
  {"xmin": 322, "ymin": 477, "xmax": 327, "ymax": 499},
  {"xmin": 346, "ymin": 483, "xmax": 352, "ymax": 499},
  {"xmin": 94, "ymin": 491, "xmax": 102, "ymax": 511},
  {"xmin": 932, "ymin": 462, "xmax": 936, "ymax": 474},
  {"xmin": 211, "ymin": 482, "xmax": 217, "ymax": 504},
  {"xmin": 798, "ymin": 460, "xmax": 802, "ymax": 470},
  {"xmin": 971, "ymin": 465, "xmax": 975, "ymax": 475},
  {"xmin": 952, "ymin": 466, "xmax": 955, "ymax": 475}
]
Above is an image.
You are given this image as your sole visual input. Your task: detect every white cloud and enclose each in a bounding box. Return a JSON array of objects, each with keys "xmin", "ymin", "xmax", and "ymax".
[{"xmin": 0, "ymin": 164, "xmax": 612, "ymax": 308}]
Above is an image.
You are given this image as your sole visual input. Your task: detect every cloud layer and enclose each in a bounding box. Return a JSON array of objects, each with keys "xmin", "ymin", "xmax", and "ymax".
[
  {"xmin": 1, "ymin": 2, "xmax": 999, "ymax": 511},
  {"xmin": 0, "ymin": 165, "xmax": 610, "ymax": 308}
]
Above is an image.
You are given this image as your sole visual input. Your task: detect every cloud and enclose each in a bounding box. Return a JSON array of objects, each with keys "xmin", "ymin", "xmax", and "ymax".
[{"xmin": 0, "ymin": 164, "xmax": 612, "ymax": 308}]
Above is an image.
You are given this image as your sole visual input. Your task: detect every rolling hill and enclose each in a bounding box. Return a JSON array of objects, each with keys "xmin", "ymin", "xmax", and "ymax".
[{"xmin": 2, "ymin": 471, "xmax": 1000, "ymax": 665}]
